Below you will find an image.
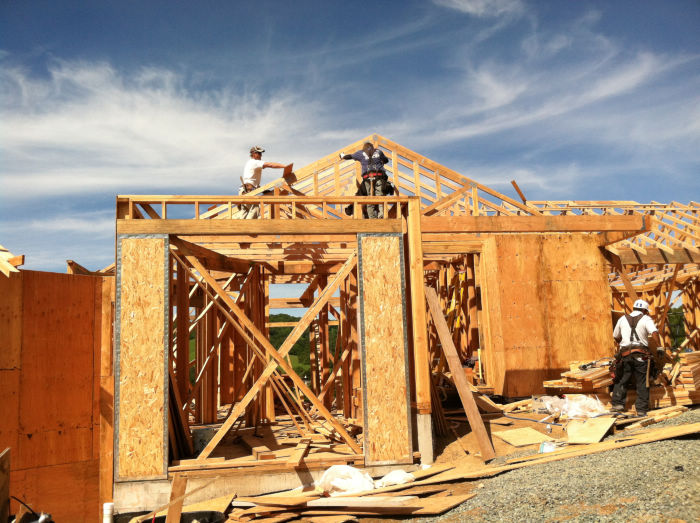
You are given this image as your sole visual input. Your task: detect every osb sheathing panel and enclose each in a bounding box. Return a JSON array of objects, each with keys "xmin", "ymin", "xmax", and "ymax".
[
  {"xmin": 117, "ymin": 237, "xmax": 167, "ymax": 479},
  {"xmin": 481, "ymin": 234, "xmax": 613, "ymax": 397},
  {"xmin": 18, "ymin": 271, "xmax": 98, "ymax": 469},
  {"xmin": 358, "ymin": 234, "xmax": 412, "ymax": 465},
  {"xmin": 0, "ymin": 272, "xmax": 22, "ymax": 370}
]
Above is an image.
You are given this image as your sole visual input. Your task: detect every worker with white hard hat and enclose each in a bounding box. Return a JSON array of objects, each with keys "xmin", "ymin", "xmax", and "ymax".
[{"xmin": 610, "ymin": 299, "xmax": 663, "ymax": 417}]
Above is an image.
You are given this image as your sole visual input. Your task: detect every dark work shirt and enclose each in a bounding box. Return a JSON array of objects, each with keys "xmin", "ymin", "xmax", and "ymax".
[{"xmin": 350, "ymin": 149, "xmax": 389, "ymax": 176}]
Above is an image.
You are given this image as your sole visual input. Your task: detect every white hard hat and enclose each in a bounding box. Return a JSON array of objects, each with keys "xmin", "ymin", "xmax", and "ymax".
[{"xmin": 633, "ymin": 299, "xmax": 649, "ymax": 311}]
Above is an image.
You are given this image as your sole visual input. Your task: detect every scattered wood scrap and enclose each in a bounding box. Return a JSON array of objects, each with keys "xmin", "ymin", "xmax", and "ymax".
[
  {"xmin": 492, "ymin": 427, "xmax": 553, "ymax": 447},
  {"xmin": 566, "ymin": 417, "xmax": 616, "ymax": 444},
  {"xmin": 624, "ymin": 406, "xmax": 688, "ymax": 430},
  {"xmin": 216, "ymin": 421, "xmax": 700, "ymax": 521}
]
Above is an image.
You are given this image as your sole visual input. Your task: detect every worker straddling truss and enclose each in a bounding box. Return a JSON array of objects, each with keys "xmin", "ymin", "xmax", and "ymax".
[{"xmin": 341, "ymin": 143, "xmax": 396, "ymax": 219}]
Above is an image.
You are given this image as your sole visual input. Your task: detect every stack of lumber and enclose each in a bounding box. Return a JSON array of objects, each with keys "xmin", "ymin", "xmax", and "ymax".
[
  {"xmin": 543, "ymin": 363, "xmax": 613, "ymax": 394},
  {"xmin": 646, "ymin": 351, "xmax": 700, "ymax": 407},
  {"xmin": 582, "ymin": 352, "xmax": 700, "ymax": 409},
  {"xmin": 676, "ymin": 351, "xmax": 700, "ymax": 392}
]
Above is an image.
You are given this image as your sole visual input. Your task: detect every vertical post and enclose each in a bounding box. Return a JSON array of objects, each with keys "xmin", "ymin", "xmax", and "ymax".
[
  {"xmin": 176, "ymin": 263, "xmax": 189, "ymax": 401},
  {"xmin": 407, "ymin": 197, "xmax": 433, "ymax": 464},
  {"xmin": 319, "ymin": 276, "xmax": 332, "ymax": 410},
  {"xmin": 263, "ymin": 272, "xmax": 275, "ymax": 422},
  {"xmin": 349, "ymin": 267, "xmax": 362, "ymax": 421}
]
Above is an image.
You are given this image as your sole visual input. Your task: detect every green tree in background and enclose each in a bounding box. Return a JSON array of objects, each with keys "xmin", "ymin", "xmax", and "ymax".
[{"xmin": 667, "ymin": 306, "xmax": 686, "ymax": 349}]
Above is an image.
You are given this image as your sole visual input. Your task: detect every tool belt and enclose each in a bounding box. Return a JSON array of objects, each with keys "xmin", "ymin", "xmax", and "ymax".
[{"xmin": 618, "ymin": 346, "xmax": 650, "ymax": 358}]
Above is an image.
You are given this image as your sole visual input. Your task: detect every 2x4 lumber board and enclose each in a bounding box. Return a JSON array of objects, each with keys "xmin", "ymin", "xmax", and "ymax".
[
  {"xmin": 131, "ymin": 475, "xmax": 222, "ymax": 523},
  {"xmin": 425, "ymin": 286, "xmax": 495, "ymax": 461},
  {"xmin": 421, "ymin": 214, "xmax": 648, "ymax": 233},
  {"xmin": 116, "ymin": 237, "xmax": 168, "ymax": 479},
  {"xmin": 175, "ymin": 264, "xmax": 190, "ymax": 400},
  {"xmin": 172, "ymin": 237, "xmax": 251, "ymax": 273},
  {"xmin": 423, "ymin": 183, "xmax": 474, "ymax": 216},
  {"xmin": 179, "ymin": 246, "xmax": 362, "ymax": 459},
  {"xmin": 186, "ymin": 234, "xmax": 358, "ymax": 244},
  {"xmin": 287, "ymin": 439, "xmax": 311, "ymax": 467},
  {"xmin": 607, "ymin": 252, "xmax": 639, "ymax": 302},
  {"xmin": 408, "ymin": 198, "xmax": 431, "ymax": 413},
  {"xmin": 358, "ymin": 234, "xmax": 413, "ymax": 465},
  {"xmin": 0, "ymin": 244, "xmax": 21, "ymax": 277},
  {"xmin": 298, "ymin": 494, "xmax": 475, "ymax": 517},
  {"xmin": 117, "ymin": 218, "xmax": 402, "ymax": 235},
  {"xmin": 165, "ymin": 474, "xmax": 188, "ymax": 523}
]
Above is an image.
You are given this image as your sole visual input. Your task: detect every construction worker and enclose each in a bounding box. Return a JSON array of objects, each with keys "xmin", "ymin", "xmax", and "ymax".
[
  {"xmin": 610, "ymin": 299, "xmax": 663, "ymax": 417},
  {"xmin": 237, "ymin": 146, "xmax": 288, "ymax": 218},
  {"xmin": 340, "ymin": 142, "xmax": 395, "ymax": 218}
]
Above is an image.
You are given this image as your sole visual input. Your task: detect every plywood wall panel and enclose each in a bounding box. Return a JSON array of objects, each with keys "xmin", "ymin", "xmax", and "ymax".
[
  {"xmin": 19, "ymin": 271, "xmax": 97, "ymax": 446},
  {"xmin": 481, "ymin": 234, "xmax": 613, "ymax": 397},
  {"xmin": 116, "ymin": 236, "xmax": 168, "ymax": 480},
  {"xmin": 16, "ymin": 427, "xmax": 93, "ymax": 470},
  {"xmin": 0, "ymin": 273, "xmax": 22, "ymax": 370},
  {"xmin": 11, "ymin": 459, "xmax": 99, "ymax": 523},
  {"xmin": 0, "ymin": 370, "xmax": 20, "ymax": 458},
  {"xmin": 358, "ymin": 234, "xmax": 412, "ymax": 465}
]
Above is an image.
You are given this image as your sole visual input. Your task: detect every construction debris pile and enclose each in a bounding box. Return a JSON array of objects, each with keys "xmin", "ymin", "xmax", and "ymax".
[{"xmin": 542, "ymin": 352, "xmax": 700, "ymax": 409}]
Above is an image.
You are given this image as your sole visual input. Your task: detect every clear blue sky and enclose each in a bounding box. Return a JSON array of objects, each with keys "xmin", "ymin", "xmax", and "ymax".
[{"xmin": 1, "ymin": 0, "xmax": 699, "ymax": 272}]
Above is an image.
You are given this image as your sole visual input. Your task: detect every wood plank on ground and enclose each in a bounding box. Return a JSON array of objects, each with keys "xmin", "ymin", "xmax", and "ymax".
[
  {"xmin": 492, "ymin": 427, "xmax": 554, "ymax": 447},
  {"xmin": 298, "ymin": 493, "xmax": 476, "ymax": 517}
]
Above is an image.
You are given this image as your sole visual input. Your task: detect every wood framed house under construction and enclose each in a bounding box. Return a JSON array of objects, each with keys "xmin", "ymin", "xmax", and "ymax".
[{"xmin": 1, "ymin": 134, "xmax": 698, "ymax": 520}]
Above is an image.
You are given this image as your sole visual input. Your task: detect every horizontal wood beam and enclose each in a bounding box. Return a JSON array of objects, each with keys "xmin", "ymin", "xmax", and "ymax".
[
  {"xmin": 421, "ymin": 215, "xmax": 649, "ymax": 233},
  {"xmin": 172, "ymin": 237, "xmax": 252, "ymax": 274},
  {"xmin": 609, "ymin": 247, "xmax": 700, "ymax": 265},
  {"xmin": 269, "ymin": 297, "xmax": 341, "ymax": 309},
  {"xmin": 118, "ymin": 219, "xmax": 402, "ymax": 235}
]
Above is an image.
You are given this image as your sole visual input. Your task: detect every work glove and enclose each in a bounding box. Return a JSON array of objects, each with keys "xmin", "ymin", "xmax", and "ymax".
[{"xmin": 338, "ymin": 152, "xmax": 345, "ymax": 160}]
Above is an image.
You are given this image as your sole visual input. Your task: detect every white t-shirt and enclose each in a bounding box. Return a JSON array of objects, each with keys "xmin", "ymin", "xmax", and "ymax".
[
  {"xmin": 242, "ymin": 158, "xmax": 264, "ymax": 186},
  {"xmin": 613, "ymin": 311, "xmax": 658, "ymax": 348}
]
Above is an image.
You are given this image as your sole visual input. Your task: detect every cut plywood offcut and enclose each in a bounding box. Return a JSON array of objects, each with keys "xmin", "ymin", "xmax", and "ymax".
[
  {"xmin": 492, "ymin": 427, "xmax": 553, "ymax": 447},
  {"xmin": 566, "ymin": 417, "xmax": 616, "ymax": 444},
  {"xmin": 116, "ymin": 236, "xmax": 168, "ymax": 480},
  {"xmin": 358, "ymin": 234, "xmax": 412, "ymax": 465}
]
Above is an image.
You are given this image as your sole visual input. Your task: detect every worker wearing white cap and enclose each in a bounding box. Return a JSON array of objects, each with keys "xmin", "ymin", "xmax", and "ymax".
[
  {"xmin": 611, "ymin": 299, "xmax": 663, "ymax": 417},
  {"xmin": 241, "ymin": 146, "xmax": 287, "ymax": 194},
  {"xmin": 236, "ymin": 146, "xmax": 289, "ymax": 219}
]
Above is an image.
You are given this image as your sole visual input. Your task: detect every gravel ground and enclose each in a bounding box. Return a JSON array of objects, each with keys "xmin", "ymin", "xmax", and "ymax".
[{"xmin": 420, "ymin": 408, "xmax": 700, "ymax": 523}]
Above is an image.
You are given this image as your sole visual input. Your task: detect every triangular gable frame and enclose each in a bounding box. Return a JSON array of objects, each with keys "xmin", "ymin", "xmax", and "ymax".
[{"xmin": 256, "ymin": 133, "xmax": 540, "ymax": 217}]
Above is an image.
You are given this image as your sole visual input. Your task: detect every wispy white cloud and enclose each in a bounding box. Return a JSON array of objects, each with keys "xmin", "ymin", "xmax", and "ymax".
[
  {"xmin": 0, "ymin": 59, "xmax": 333, "ymax": 200},
  {"xmin": 433, "ymin": 0, "xmax": 525, "ymax": 18}
]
